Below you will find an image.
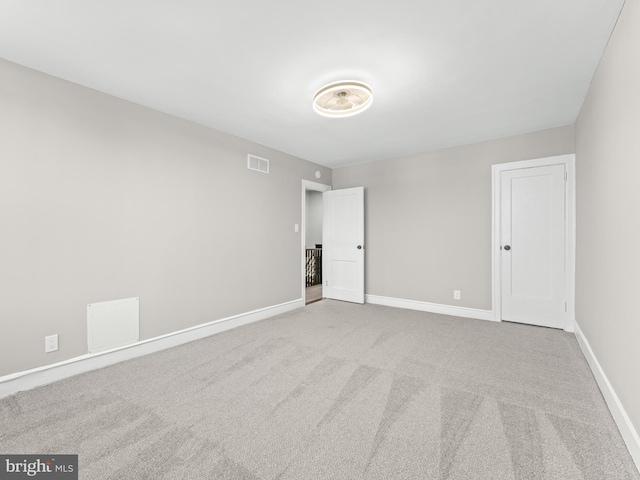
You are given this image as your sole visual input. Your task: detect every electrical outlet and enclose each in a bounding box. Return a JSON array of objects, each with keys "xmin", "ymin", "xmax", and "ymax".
[
  {"xmin": 45, "ymin": 334, "xmax": 58, "ymax": 353},
  {"xmin": 453, "ymin": 290, "xmax": 461, "ymax": 300}
]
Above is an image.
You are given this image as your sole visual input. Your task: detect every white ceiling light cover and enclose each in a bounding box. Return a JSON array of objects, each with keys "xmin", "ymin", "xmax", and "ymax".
[{"xmin": 313, "ymin": 81, "xmax": 373, "ymax": 118}]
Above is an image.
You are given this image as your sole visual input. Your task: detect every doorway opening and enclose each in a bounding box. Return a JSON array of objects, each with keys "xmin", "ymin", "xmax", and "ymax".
[
  {"xmin": 305, "ymin": 190, "xmax": 323, "ymax": 304},
  {"xmin": 301, "ymin": 180, "xmax": 331, "ymax": 305}
]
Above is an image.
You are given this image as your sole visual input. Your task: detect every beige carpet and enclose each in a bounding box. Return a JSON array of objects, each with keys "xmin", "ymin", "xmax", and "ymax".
[{"xmin": 1, "ymin": 300, "xmax": 638, "ymax": 479}]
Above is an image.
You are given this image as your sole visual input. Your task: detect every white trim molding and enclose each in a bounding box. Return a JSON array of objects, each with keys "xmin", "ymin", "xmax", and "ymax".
[
  {"xmin": 574, "ymin": 322, "xmax": 640, "ymax": 470},
  {"xmin": 366, "ymin": 294, "xmax": 494, "ymax": 322},
  {"xmin": 0, "ymin": 299, "xmax": 304, "ymax": 399},
  {"xmin": 492, "ymin": 154, "xmax": 576, "ymax": 332}
]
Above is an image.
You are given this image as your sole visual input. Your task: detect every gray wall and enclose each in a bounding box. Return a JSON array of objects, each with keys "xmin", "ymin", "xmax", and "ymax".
[
  {"xmin": 332, "ymin": 125, "xmax": 574, "ymax": 310},
  {"xmin": 575, "ymin": 0, "xmax": 640, "ymax": 437},
  {"xmin": 0, "ymin": 58, "xmax": 331, "ymax": 377}
]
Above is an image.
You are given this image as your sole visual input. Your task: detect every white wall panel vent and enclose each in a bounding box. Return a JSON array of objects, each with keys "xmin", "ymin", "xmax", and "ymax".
[
  {"xmin": 87, "ymin": 297, "xmax": 139, "ymax": 354},
  {"xmin": 247, "ymin": 154, "xmax": 270, "ymax": 173}
]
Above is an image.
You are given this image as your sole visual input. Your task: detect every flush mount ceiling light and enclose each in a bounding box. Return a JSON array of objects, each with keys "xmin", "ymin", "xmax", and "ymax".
[{"xmin": 313, "ymin": 81, "xmax": 373, "ymax": 118}]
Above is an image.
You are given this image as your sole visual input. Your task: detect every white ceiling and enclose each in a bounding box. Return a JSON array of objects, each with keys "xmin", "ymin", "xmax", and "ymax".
[{"xmin": 0, "ymin": 0, "xmax": 625, "ymax": 168}]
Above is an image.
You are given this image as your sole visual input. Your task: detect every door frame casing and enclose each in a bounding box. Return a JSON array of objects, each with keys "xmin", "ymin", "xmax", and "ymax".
[
  {"xmin": 491, "ymin": 154, "xmax": 576, "ymax": 331},
  {"xmin": 301, "ymin": 180, "xmax": 332, "ymax": 302}
]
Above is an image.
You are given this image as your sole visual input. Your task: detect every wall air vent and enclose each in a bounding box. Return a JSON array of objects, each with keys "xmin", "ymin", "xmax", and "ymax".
[
  {"xmin": 87, "ymin": 297, "xmax": 139, "ymax": 354},
  {"xmin": 247, "ymin": 154, "xmax": 270, "ymax": 173}
]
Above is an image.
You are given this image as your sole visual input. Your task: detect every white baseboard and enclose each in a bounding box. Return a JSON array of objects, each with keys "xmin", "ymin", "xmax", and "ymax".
[
  {"xmin": 0, "ymin": 299, "xmax": 304, "ymax": 399},
  {"xmin": 574, "ymin": 322, "xmax": 640, "ymax": 471},
  {"xmin": 365, "ymin": 294, "xmax": 494, "ymax": 322}
]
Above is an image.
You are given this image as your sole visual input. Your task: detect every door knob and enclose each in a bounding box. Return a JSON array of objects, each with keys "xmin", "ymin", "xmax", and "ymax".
[
  {"xmin": 504, "ymin": 245, "xmax": 511, "ymax": 251},
  {"xmin": 357, "ymin": 245, "xmax": 363, "ymax": 250}
]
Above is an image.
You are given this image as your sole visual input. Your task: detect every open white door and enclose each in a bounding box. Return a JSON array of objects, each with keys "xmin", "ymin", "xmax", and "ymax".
[{"xmin": 323, "ymin": 187, "xmax": 364, "ymax": 304}]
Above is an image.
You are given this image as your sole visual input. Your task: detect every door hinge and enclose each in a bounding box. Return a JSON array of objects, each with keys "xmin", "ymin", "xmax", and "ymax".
[
  {"xmin": 325, "ymin": 280, "xmax": 328, "ymax": 287},
  {"xmin": 564, "ymin": 171, "xmax": 567, "ymax": 182}
]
